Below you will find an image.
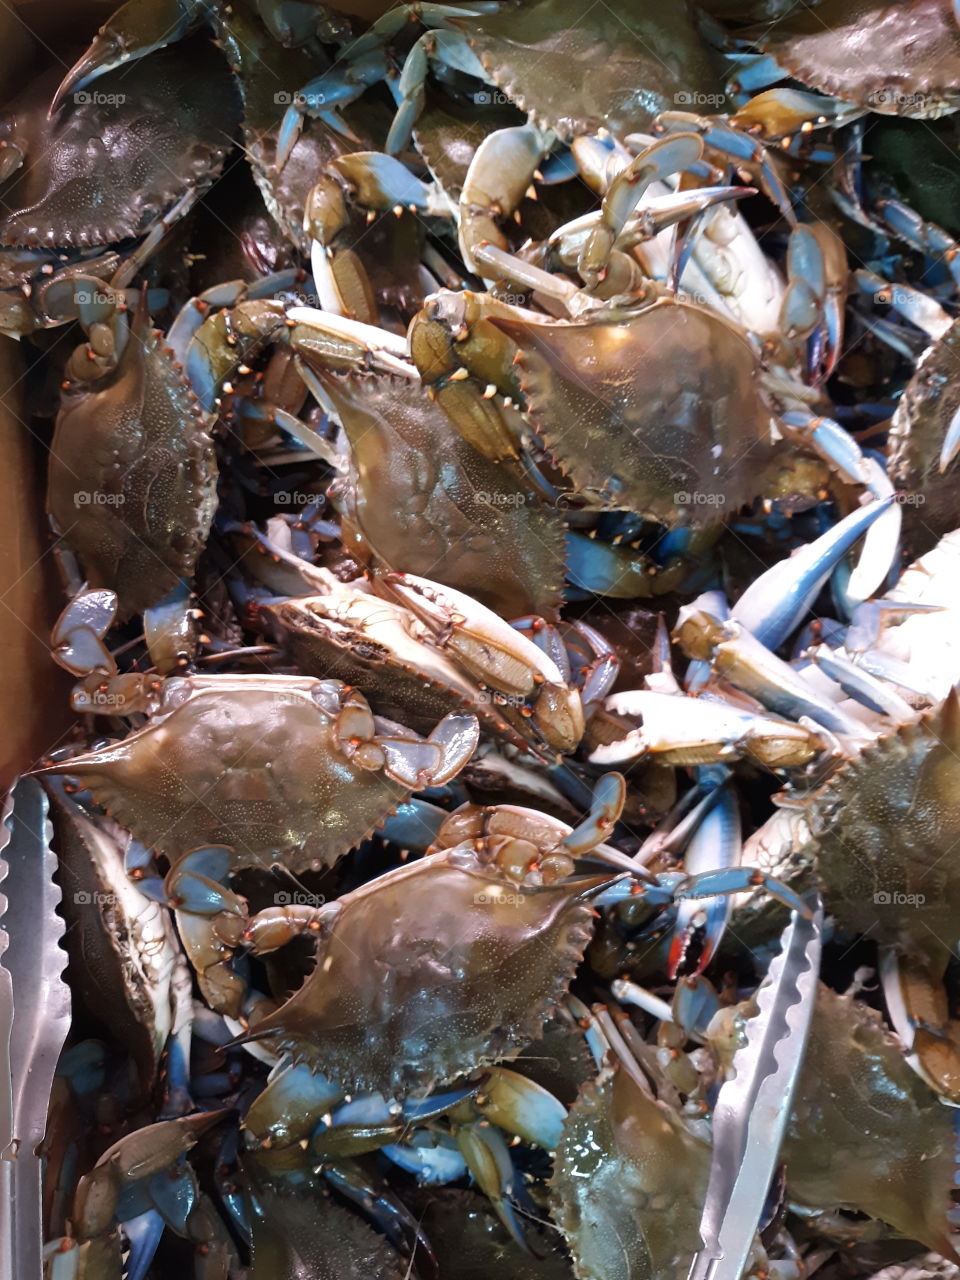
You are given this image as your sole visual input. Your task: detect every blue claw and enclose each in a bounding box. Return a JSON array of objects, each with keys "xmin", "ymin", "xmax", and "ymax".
[
  {"xmin": 382, "ymin": 1132, "xmax": 468, "ymax": 1183},
  {"xmin": 676, "ymin": 867, "xmax": 814, "ymax": 921},
  {"xmin": 379, "ymin": 798, "xmax": 449, "ymax": 850},
  {"xmin": 732, "ymin": 496, "xmax": 895, "ymax": 650},
  {"xmin": 123, "ymin": 1209, "xmax": 166, "ymax": 1280},
  {"xmin": 669, "ymin": 777, "xmax": 740, "ymax": 976},
  {"xmin": 146, "ymin": 1162, "xmax": 197, "ymax": 1234}
]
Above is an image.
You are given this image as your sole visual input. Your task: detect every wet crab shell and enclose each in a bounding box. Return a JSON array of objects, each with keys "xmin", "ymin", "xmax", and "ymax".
[
  {"xmin": 491, "ymin": 299, "xmax": 776, "ymax": 524},
  {"xmin": 448, "ymin": 0, "xmax": 725, "ymax": 140},
  {"xmin": 550, "ymin": 1062, "xmax": 709, "ymax": 1280},
  {"xmin": 46, "ymin": 302, "xmax": 218, "ymax": 619},
  {"xmin": 0, "ymin": 45, "xmax": 236, "ymax": 249},
  {"xmin": 784, "ymin": 985, "xmax": 958, "ymax": 1259},
  {"xmin": 247, "ymin": 851, "xmax": 609, "ymax": 1096},
  {"xmin": 37, "ymin": 676, "xmax": 411, "ymax": 873},
  {"xmin": 806, "ymin": 691, "xmax": 960, "ymax": 948},
  {"xmin": 307, "ymin": 368, "xmax": 567, "ymax": 619},
  {"xmin": 749, "ymin": 0, "xmax": 960, "ymax": 116},
  {"xmin": 888, "ymin": 317, "xmax": 960, "ymax": 553}
]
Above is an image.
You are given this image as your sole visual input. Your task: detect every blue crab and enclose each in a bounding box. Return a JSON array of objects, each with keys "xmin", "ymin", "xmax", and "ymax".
[
  {"xmin": 38, "ymin": 592, "xmax": 479, "ymax": 872},
  {"xmin": 0, "ymin": 46, "xmax": 237, "ymax": 336}
]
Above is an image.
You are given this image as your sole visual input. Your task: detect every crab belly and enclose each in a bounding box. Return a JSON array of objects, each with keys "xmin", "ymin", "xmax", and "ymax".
[
  {"xmin": 250, "ymin": 860, "xmax": 598, "ymax": 1096},
  {"xmin": 60, "ymin": 690, "xmax": 408, "ymax": 872}
]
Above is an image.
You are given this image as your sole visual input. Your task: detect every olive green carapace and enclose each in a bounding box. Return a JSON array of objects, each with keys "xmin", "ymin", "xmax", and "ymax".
[
  {"xmin": 492, "ymin": 301, "xmax": 775, "ymax": 525},
  {"xmin": 551, "ymin": 1064, "xmax": 708, "ymax": 1280},
  {"xmin": 448, "ymin": 0, "xmax": 725, "ymax": 140},
  {"xmin": 312, "ymin": 369, "xmax": 567, "ymax": 620},
  {"xmin": 785, "ymin": 985, "xmax": 958, "ymax": 1260},
  {"xmin": 889, "ymin": 319, "xmax": 960, "ymax": 553},
  {"xmin": 38, "ymin": 678, "xmax": 409, "ymax": 872},
  {"xmin": 249, "ymin": 856, "xmax": 604, "ymax": 1096},
  {"xmin": 809, "ymin": 691, "xmax": 960, "ymax": 946},
  {"xmin": 47, "ymin": 307, "xmax": 218, "ymax": 619}
]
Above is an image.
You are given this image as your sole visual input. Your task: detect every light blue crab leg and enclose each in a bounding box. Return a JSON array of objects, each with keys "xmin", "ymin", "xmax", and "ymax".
[
  {"xmin": 876, "ymin": 198, "xmax": 960, "ymax": 290},
  {"xmin": 382, "ymin": 1134, "xmax": 468, "ymax": 1182},
  {"xmin": 379, "ymin": 798, "xmax": 449, "ymax": 850},
  {"xmin": 322, "ymin": 1162, "xmax": 436, "ymax": 1263},
  {"xmin": 276, "ymin": 47, "xmax": 390, "ymax": 165},
  {"xmin": 564, "ymin": 995, "xmax": 606, "ymax": 1068},
  {"xmin": 611, "ymin": 978, "xmax": 675, "ymax": 1024},
  {"xmin": 563, "ymin": 531, "xmax": 660, "ymax": 598},
  {"xmin": 723, "ymin": 51, "xmax": 786, "ymax": 97},
  {"xmin": 672, "ymin": 974, "xmax": 722, "ymax": 1041},
  {"xmin": 806, "ymin": 644, "xmax": 915, "ymax": 721},
  {"xmin": 561, "ymin": 772, "xmax": 626, "ymax": 855},
  {"xmin": 731, "ymin": 495, "xmax": 896, "ymax": 650},
  {"xmin": 123, "ymin": 1209, "xmax": 166, "ymax": 1280},
  {"xmin": 575, "ymin": 621, "xmax": 620, "ymax": 706},
  {"xmin": 699, "ymin": 619, "xmax": 867, "ymax": 736},
  {"xmin": 655, "ymin": 112, "xmax": 795, "ymax": 223},
  {"xmin": 389, "ymin": 27, "xmax": 489, "ymax": 154},
  {"xmin": 853, "ymin": 269, "xmax": 952, "ymax": 341},
  {"xmin": 669, "ymin": 775, "xmax": 741, "ymax": 976},
  {"xmin": 676, "ymin": 866, "xmax": 814, "ymax": 921}
]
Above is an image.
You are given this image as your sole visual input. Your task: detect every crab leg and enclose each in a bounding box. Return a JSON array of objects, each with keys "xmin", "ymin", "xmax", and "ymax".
[
  {"xmin": 669, "ymin": 770, "xmax": 741, "ymax": 976},
  {"xmin": 731, "ymin": 495, "xmax": 896, "ymax": 650}
]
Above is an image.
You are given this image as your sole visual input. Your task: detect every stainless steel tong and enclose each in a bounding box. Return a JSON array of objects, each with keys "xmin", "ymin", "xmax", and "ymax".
[{"xmin": 0, "ymin": 777, "xmax": 71, "ymax": 1280}]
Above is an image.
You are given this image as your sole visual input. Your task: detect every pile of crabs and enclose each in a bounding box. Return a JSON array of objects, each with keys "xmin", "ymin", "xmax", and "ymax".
[{"xmin": 10, "ymin": 0, "xmax": 960, "ymax": 1276}]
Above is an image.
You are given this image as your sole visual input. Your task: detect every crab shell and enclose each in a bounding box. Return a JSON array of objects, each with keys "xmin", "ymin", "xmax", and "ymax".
[
  {"xmin": 490, "ymin": 298, "xmax": 777, "ymax": 524},
  {"xmin": 247, "ymin": 845, "xmax": 610, "ymax": 1096},
  {"xmin": 551, "ymin": 1061, "xmax": 709, "ymax": 1280},
  {"xmin": 46, "ymin": 298, "xmax": 218, "ymax": 619},
  {"xmin": 784, "ymin": 985, "xmax": 958, "ymax": 1260},
  {"xmin": 447, "ymin": 0, "xmax": 724, "ymax": 140},
  {"xmin": 301, "ymin": 367, "xmax": 566, "ymax": 619},
  {"xmin": 37, "ymin": 675, "xmax": 412, "ymax": 873},
  {"xmin": 888, "ymin": 317, "xmax": 960, "ymax": 554},
  {"xmin": 0, "ymin": 46, "xmax": 235, "ymax": 249},
  {"xmin": 750, "ymin": 0, "xmax": 960, "ymax": 117},
  {"xmin": 807, "ymin": 690, "xmax": 960, "ymax": 949}
]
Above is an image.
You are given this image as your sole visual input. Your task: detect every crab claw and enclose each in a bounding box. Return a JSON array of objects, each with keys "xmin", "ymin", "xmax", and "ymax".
[
  {"xmin": 474, "ymin": 1067, "xmax": 567, "ymax": 1151},
  {"xmin": 562, "ymin": 772, "xmax": 626, "ymax": 856},
  {"xmin": 456, "ymin": 1121, "xmax": 530, "ymax": 1250},
  {"xmin": 51, "ymin": 588, "xmax": 118, "ymax": 676},
  {"xmin": 668, "ymin": 776, "xmax": 740, "ymax": 977},
  {"xmin": 731, "ymin": 495, "xmax": 896, "ymax": 650}
]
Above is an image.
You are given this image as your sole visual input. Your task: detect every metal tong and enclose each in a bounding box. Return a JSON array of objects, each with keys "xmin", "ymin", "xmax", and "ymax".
[
  {"xmin": 0, "ymin": 777, "xmax": 72, "ymax": 1280},
  {"xmin": 688, "ymin": 891, "xmax": 824, "ymax": 1280}
]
